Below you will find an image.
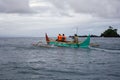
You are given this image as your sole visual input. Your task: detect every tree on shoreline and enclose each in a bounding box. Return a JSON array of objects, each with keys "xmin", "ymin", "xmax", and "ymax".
[{"xmin": 100, "ymin": 26, "xmax": 120, "ymax": 37}]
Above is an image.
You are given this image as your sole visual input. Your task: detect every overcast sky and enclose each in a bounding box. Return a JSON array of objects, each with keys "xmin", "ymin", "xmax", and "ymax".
[{"xmin": 0, "ymin": 0, "xmax": 120, "ymax": 37}]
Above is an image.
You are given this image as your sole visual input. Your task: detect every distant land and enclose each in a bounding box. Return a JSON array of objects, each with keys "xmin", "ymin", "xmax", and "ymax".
[
  {"xmin": 100, "ymin": 26, "xmax": 120, "ymax": 37},
  {"xmin": 70, "ymin": 26, "xmax": 120, "ymax": 37}
]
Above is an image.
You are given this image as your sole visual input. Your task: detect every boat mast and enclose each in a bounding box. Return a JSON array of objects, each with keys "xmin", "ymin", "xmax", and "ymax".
[{"xmin": 76, "ymin": 27, "xmax": 78, "ymax": 35}]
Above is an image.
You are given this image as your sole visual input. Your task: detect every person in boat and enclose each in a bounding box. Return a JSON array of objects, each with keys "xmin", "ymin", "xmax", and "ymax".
[
  {"xmin": 57, "ymin": 34, "xmax": 62, "ymax": 41},
  {"xmin": 73, "ymin": 34, "xmax": 79, "ymax": 43},
  {"xmin": 62, "ymin": 34, "xmax": 66, "ymax": 42}
]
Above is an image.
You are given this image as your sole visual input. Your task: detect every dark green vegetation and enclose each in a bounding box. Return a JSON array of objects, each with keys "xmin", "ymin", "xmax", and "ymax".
[{"xmin": 101, "ymin": 26, "xmax": 120, "ymax": 37}]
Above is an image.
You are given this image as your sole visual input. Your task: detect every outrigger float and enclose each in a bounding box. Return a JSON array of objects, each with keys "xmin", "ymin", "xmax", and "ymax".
[{"xmin": 45, "ymin": 33, "xmax": 90, "ymax": 48}]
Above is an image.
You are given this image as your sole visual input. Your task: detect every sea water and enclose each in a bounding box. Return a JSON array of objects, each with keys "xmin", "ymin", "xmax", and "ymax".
[{"xmin": 0, "ymin": 37, "xmax": 120, "ymax": 80}]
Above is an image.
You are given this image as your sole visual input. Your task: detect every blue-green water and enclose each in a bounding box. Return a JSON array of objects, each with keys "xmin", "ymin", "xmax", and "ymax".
[{"xmin": 0, "ymin": 37, "xmax": 120, "ymax": 80}]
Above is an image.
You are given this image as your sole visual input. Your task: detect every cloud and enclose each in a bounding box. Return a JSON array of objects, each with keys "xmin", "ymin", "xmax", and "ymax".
[
  {"xmin": 0, "ymin": 0, "xmax": 32, "ymax": 13},
  {"xmin": 47, "ymin": 0, "xmax": 120, "ymax": 18},
  {"xmin": 1, "ymin": 0, "xmax": 120, "ymax": 19},
  {"xmin": 0, "ymin": 0, "xmax": 120, "ymax": 37},
  {"xmin": 0, "ymin": 13, "xmax": 119, "ymax": 37},
  {"xmin": 0, "ymin": 13, "xmax": 97, "ymax": 37}
]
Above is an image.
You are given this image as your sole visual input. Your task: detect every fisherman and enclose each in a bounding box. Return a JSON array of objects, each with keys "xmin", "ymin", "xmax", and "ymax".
[
  {"xmin": 62, "ymin": 34, "xmax": 66, "ymax": 42},
  {"xmin": 57, "ymin": 34, "xmax": 62, "ymax": 41},
  {"xmin": 73, "ymin": 34, "xmax": 79, "ymax": 43}
]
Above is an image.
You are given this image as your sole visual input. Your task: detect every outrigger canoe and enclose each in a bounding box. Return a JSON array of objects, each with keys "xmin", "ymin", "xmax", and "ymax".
[{"xmin": 45, "ymin": 33, "xmax": 90, "ymax": 48}]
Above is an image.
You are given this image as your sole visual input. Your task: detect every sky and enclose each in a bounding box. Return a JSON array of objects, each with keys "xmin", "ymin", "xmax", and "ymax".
[{"xmin": 0, "ymin": 0, "xmax": 120, "ymax": 37}]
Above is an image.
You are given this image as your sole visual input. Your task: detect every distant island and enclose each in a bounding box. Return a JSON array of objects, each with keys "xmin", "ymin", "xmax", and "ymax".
[
  {"xmin": 69, "ymin": 26, "xmax": 120, "ymax": 37},
  {"xmin": 100, "ymin": 26, "xmax": 120, "ymax": 37},
  {"xmin": 69, "ymin": 34, "xmax": 100, "ymax": 38},
  {"xmin": 78, "ymin": 35, "xmax": 99, "ymax": 37}
]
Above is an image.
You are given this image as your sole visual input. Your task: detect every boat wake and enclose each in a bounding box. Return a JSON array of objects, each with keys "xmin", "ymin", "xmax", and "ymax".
[
  {"xmin": 32, "ymin": 42, "xmax": 57, "ymax": 48},
  {"xmin": 89, "ymin": 46, "xmax": 120, "ymax": 53}
]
